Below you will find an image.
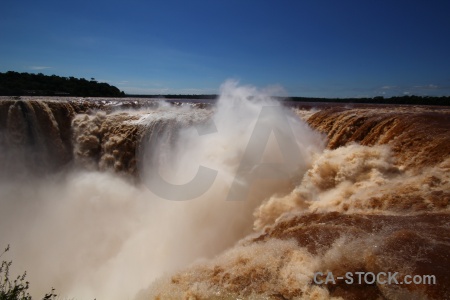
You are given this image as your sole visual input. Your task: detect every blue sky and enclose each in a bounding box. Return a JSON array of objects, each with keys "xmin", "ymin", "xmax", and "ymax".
[{"xmin": 1, "ymin": 0, "xmax": 450, "ymax": 97}]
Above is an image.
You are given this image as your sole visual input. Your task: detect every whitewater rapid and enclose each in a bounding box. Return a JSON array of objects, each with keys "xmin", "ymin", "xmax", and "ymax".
[{"xmin": 0, "ymin": 81, "xmax": 448, "ymax": 299}]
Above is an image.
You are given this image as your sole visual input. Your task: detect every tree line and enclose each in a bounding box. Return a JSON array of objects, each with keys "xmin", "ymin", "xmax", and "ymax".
[
  {"xmin": 287, "ymin": 95, "xmax": 450, "ymax": 106},
  {"xmin": 1, "ymin": 71, "xmax": 448, "ymax": 105},
  {"xmin": 128, "ymin": 94, "xmax": 449, "ymax": 106},
  {"xmin": 0, "ymin": 71, "xmax": 124, "ymax": 97}
]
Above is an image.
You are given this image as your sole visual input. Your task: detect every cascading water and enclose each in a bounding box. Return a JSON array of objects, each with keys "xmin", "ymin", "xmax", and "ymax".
[{"xmin": 0, "ymin": 81, "xmax": 449, "ymax": 299}]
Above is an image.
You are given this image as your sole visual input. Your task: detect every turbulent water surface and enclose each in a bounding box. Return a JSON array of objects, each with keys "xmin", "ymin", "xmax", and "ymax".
[{"xmin": 0, "ymin": 82, "xmax": 449, "ymax": 300}]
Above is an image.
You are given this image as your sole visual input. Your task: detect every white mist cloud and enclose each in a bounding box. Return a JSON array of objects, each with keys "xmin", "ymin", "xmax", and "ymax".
[
  {"xmin": 0, "ymin": 81, "xmax": 324, "ymax": 300},
  {"xmin": 413, "ymin": 84, "xmax": 438, "ymax": 89},
  {"xmin": 28, "ymin": 66, "xmax": 52, "ymax": 70},
  {"xmin": 380, "ymin": 85, "xmax": 397, "ymax": 90}
]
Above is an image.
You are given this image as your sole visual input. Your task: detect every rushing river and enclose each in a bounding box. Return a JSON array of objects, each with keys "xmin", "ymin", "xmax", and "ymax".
[{"xmin": 0, "ymin": 81, "xmax": 449, "ymax": 299}]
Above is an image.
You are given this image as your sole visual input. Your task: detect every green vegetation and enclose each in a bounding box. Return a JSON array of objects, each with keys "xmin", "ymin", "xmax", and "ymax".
[
  {"xmin": 1, "ymin": 245, "xmax": 57, "ymax": 300},
  {"xmin": 0, "ymin": 71, "xmax": 124, "ymax": 97},
  {"xmin": 126, "ymin": 94, "xmax": 217, "ymax": 99},
  {"xmin": 126, "ymin": 94, "xmax": 449, "ymax": 106},
  {"xmin": 1, "ymin": 71, "xmax": 448, "ymax": 105}
]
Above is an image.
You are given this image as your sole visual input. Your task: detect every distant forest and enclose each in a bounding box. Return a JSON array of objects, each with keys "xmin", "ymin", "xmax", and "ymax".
[
  {"xmin": 287, "ymin": 95, "xmax": 450, "ymax": 106},
  {"xmin": 0, "ymin": 71, "xmax": 124, "ymax": 97},
  {"xmin": 1, "ymin": 71, "xmax": 449, "ymax": 105},
  {"xmin": 128, "ymin": 94, "xmax": 450, "ymax": 106}
]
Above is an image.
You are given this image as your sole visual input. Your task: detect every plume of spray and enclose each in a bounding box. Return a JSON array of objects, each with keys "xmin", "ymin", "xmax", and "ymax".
[
  {"xmin": 0, "ymin": 80, "xmax": 324, "ymax": 299},
  {"xmin": 138, "ymin": 106, "xmax": 450, "ymax": 299}
]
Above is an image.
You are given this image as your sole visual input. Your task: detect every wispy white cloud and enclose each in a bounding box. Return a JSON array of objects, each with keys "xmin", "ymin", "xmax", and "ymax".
[
  {"xmin": 413, "ymin": 84, "xmax": 438, "ymax": 89},
  {"xmin": 370, "ymin": 83, "xmax": 450, "ymax": 97},
  {"xmin": 29, "ymin": 66, "xmax": 52, "ymax": 70}
]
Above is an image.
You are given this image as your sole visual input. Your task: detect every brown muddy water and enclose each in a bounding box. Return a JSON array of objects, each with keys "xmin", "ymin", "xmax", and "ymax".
[{"xmin": 0, "ymin": 82, "xmax": 449, "ymax": 299}]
